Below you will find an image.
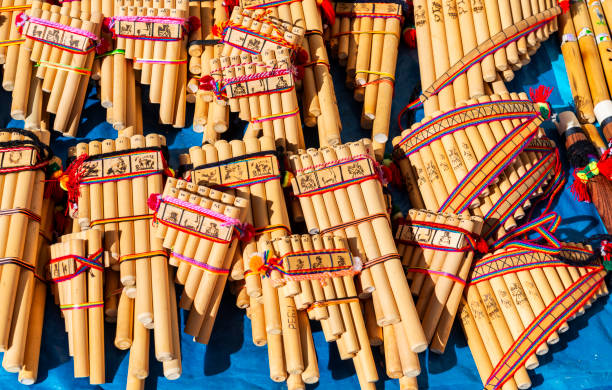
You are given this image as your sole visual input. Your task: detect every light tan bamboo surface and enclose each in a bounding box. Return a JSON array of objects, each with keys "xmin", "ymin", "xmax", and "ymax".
[
  {"xmin": 108, "ymin": 0, "xmax": 190, "ymax": 127},
  {"xmin": 50, "ymin": 229, "xmax": 105, "ymax": 383},
  {"xmin": 461, "ymin": 240, "xmax": 607, "ymax": 390},
  {"xmin": 148, "ymin": 177, "xmax": 250, "ymax": 340},
  {"xmin": 391, "ymin": 93, "xmax": 557, "ymax": 240},
  {"xmin": 327, "ymin": 1, "xmax": 402, "ymax": 153},
  {"xmin": 394, "ymin": 209, "xmax": 483, "ymax": 350},
  {"xmin": 5, "ymin": 3, "xmax": 103, "ymax": 135},
  {"xmin": 249, "ymin": 233, "xmax": 379, "ymax": 385},
  {"xmin": 290, "ymin": 139, "xmax": 428, "ymax": 355},
  {"xmin": 65, "ymin": 134, "xmax": 178, "ymax": 365}
]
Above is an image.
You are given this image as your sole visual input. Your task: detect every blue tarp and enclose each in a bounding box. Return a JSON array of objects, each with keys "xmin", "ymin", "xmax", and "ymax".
[{"xmin": 0, "ymin": 37, "xmax": 610, "ymax": 389}]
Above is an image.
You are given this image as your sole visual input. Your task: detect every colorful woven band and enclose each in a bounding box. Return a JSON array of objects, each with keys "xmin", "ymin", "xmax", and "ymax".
[
  {"xmin": 0, "ymin": 257, "xmax": 44, "ymax": 281},
  {"xmin": 395, "ymin": 219, "xmax": 487, "ymax": 253},
  {"xmin": 398, "ymin": 7, "xmax": 560, "ymax": 114},
  {"xmin": 404, "ymin": 266, "xmax": 466, "ymax": 285},
  {"xmin": 0, "ymin": 207, "xmax": 41, "ymax": 223},
  {"xmin": 0, "ymin": 137, "xmax": 52, "ymax": 174},
  {"xmin": 249, "ymin": 248, "xmax": 361, "ymax": 281},
  {"xmin": 0, "ymin": 38, "xmax": 25, "ymax": 46},
  {"xmin": 0, "ymin": 5, "xmax": 31, "ymax": 11},
  {"xmin": 60, "ymin": 301, "xmax": 104, "ymax": 311},
  {"xmin": 482, "ymin": 145, "xmax": 563, "ymax": 238},
  {"xmin": 190, "ymin": 150, "xmax": 281, "ymax": 188},
  {"xmin": 95, "ymin": 48, "xmax": 126, "ymax": 58},
  {"xmin": 242, "ymin": 0, "xmax": 301, "ymax": 9},
  {"xmin": 90, "ymin": 214, "xmax": 153, "ymax": 227},
  {"xmin": 48, "ymin": 248, "xmax": 104, "ymax": 283},
  {"xmin": 119, "ymin": 250, "xmax": 168, "ymax": 263},
  {"xmin": 204, "ymin": 65, "xmax": 295, "ymax": 100},
  {"xmin": 148, "ymin": 193, "xmax": 249, "ymax": 244},
  {"xmin": 254, "ymin": 224, "xmax": 292, "ymax": 237},
  {"xmin": 35, "ymin": 60, "xmax": 92, "ymax": 75},
  {"xmin": 307, "ymin": 296, "xmax": 360, "ymax": 312},
  {"xmin": 108, "ymin": 15, "xmax": 189, "ymax": 41},
  {"xmin": 135, "ymin": 58, "xmax": 188, "ymax": 64},
  {"xmin": 293, "ymin": 154, "xmax": 384, "ymax": 197},
  {"xmin": 17, "ymin": 13, "xmax": 99, "ymax": 54},
  {"xmin": 320, "ymin": 212, "xmax": 389, "ymax": 235},
  {"xmin": 252, "ymin": 108, "xmax": 300, "ymax": 123},
  {"xmin": 484, "ymin": 266, "xmax": 605, "ymax": 390},
  {"xmin": 171, "ymin": 251, "xmax": 229, "ymax": 274},
  {"xmin": 363, "ymin": 253, "xmax": 400, "ymax": 268}
]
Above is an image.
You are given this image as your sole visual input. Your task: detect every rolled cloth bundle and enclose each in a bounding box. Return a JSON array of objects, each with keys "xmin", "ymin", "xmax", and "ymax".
[
  {"xmin": 49, "ymin": 229, "xmax": 105, "ymax": 384},
  {"xmin": 557, "ymin": 110, "xmax": 612, "ymax": 233},
  {"xmin": 247, "ymin": 233, "xmax": 378, "ymax": 388},
  {"xmin": 460, "ymin": 214, "xmax": 608, "ymax": 390},
  {"xmin": 61, "ymin": 133, "xmax": 177, "ymax": 369},
  {"xmin": 394, "ymin": 209, "xmax": 484, "ymax": 352},
  {"xmin": 148, "ymin": 177, "xmax": 250, "ymax": 342},
  {"xmin": 289, "ymin": 139, "xmax": 428, "ymax": 360},
  {"xmin": 328, "ymin": 0, "xmax": 403, "ymax": 154}
]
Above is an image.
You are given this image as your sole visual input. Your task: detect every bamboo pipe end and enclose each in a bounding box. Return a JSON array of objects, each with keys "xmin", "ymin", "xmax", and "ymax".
[
  {"xmin": 157, "ymin": 351, "xmax": 175, "ymax": 362},
  {"xmin": 164, "ymin": 366, "xmax": 182, "ymax": 380}
]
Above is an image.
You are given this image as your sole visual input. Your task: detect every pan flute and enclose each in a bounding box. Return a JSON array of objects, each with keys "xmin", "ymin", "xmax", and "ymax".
[
  {"xmin": 49, "ymin": 230, "xmax": 105, "ymax": 383},
  {"xmin": 392, "ymin": 92, "xmax": 563, "ymax": 240},
  {"xmin": 289, "ymin": 139, "xmax": 428, "ymax": 359},
  {"xmin": 461, "ymin": 219, "xmax": 607, "ymax": 390},
  {"xmin": 188, "ymin": 0, "xmax": 227, "ymax": 136},
  {"xmin": 62, "ymin": 134, "xmax": 178, "ymax": 367},
  {"xmin": 108, "ymin": 0, "xmax": 192, "ymax": 126},
  {"xmin": 328, "ymin": 0, "xmax": 402, "ymax": 154},
  {"xmin": 93, "ymin": 0, "xmax": 143, "ymax": 133},
  {"xmin": 148, "ymin": 177, "xmax": 250, "ymax": 342},
  {"xmin": 248, "ymin": 234, "xmax": 377, "ymax": 388},
  {"xmin": 394, "ymin": 209, "xmax": 484, "ymax": 352},
  {"xmin": 239, "ymin": 0, "xmax": 343, "ymax": 146},
  {"xmin": 0, "ymin": 129, "xmax": 51, "ymax": 374},
  {"xmin": 9, "ymin": 2, "xmax": 102, "ymax": 136}
]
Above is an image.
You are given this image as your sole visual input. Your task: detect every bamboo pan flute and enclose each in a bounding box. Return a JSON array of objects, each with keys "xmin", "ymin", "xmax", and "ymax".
[
  {"xmin": 68, "ymin": 133, "xmax": 178, "ymax": 369},
  {"xmin": 460, "ymin": 241, "xmax": 608, "ymax": 390},
  {"xmin": 5, "ymin": 1, "xmax": 102, "ymax": 136},
  {"xmin": 92, "ymin": 0, "xmax": 143, "ymax": 133},
  {"xmin": 149, "ymin": 177, "xmax": 249, "ymax": 342},
  {"xmin": 557, "ymin": 110, "xmax": 612, "ymax": 233},
  {"xmin": 49, "ymin": 230, "xmax": 105, "ymax": 383},
  {"xmin": 0, "ymin": 129, "xmax": 50, "ymax": 376},
  {"xmin": 107, "ymin": 0, "xmax": 190, "ymax": 127},
  {"xmin": 249, "ymin": 234, "xmax": 379, "ymax": 388},
  {"xmin": 188, "ymin": 0, "xmax": 227, "ymax": 137},
  {"xmin": 186, "ymin": 137, "xmax": 291, "ymax": 301},
  {"xmin": 238, "ymin": 0, "xmax": 343, "ymax": 146},
  {"xmin": 0, "ymin": 150, "xmax": 57, "ymax": 386},
  {"xmin": 394, "ymin": 209, "xmax": 484, "ymax": 352},
  {"xmin": 328, "ymin": 1, "xmax": 402, "ymax": 156},
  {"xmin": 289, "ymin": 139, "xmax": 428, "ymax": 358},
  {"xmin": 392, "ymin": 90, "xmax": 557, "ymax": 240}
]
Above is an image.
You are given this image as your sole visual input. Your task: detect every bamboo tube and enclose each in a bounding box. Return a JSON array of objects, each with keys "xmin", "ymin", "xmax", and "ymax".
[
  {"xmin": 278, "ymin": 295, "xmax": 304, "ymax": 375},
  {"xmin": 267, "ymin": 333, "xmax": 287, "ymax": 382},
  {"xmin": 50, "ymin": 241, "xmax": 73, "ymax": 355},
  {"xmin": 128, "ymin": 305, "xmax": 150, "ymax": 379},
  {"xmin": 115, "ymin": 288, "xmax": 134, "ymax": 350},
  {"xmin": 115, "ymin": 137, "xmax": 136, "ymax": 290},
  {"xmin": 571, "ymin": 0, "xmax": 610, "ymax": 105},
  {"xmin": 1, "ymin": 0, "xmax": 27, "ymax": 90},
  {"xmin": 594, "ymin": 100, "xmax": 612, "ymax": 142},
  {"xmin": 68, "ymin": 238, "xmax": 90, "ymax": 377},
  {"xmin": 85, "ymin": 230, "xmax": 105, "ymax": 384},
  {"xmin": 160, "ymin": 0, "xmax": 187, "ymax": 123},
  {"xmin": 149, "ymin": 0, "xmax": 171, "ymax": 103},
  {"xmin": 101, "ymin": 139, "xmax": 119, "ymax": 264},
  {"xmin": 297, "ymin": 310, "xmax": 318, "ymax": 383},
  {"xmin": 163, "ymin": 269, "xmax": 182, "ymax": 379},
  {"xmin": 17, "ymin": 278, "xmax": 46, "ymax": 385},
  {"xmin": 250, "ymin": 296, "xmax": 267, "ymax": 346},
  {"xmin": 364, "ymin": 298, "xmax": 382, "ymax": 346},
  {"xmin": 105, "ymin": 270, "xmax": 120, "ymax": 321},
  {"xmin": 140, "ymin": 4, "xmax": 157, "ymax": 83},
  {"xmin": 10, "ymin": 3, "xmax": 39, "ymax": 119}
]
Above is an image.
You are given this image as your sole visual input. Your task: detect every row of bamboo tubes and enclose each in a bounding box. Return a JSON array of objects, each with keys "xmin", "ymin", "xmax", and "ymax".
[
  {"xmin": 395, "ymin": 209, "xmax": 483, "ymax": 352},
  {"xmin": 460, "ymin": 242, "xmax": 608, "ymax": 390},
  {"xmin": 152, "ymin": 177, "xmax": 249, "ymax": 342},
  {"xmin": 328, "ymin": 1, "xmax": 402, "ymax": 156}
]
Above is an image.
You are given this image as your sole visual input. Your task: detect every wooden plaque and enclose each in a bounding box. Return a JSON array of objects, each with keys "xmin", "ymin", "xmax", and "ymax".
[
  {"xmin": 395, "ymin": 218, "xmax": 466, "ymax": 250},
  {"xmin": 157, "ymin": 199, "xmax": 234, "ymax": 242},
  {"xmin": 191, "ymin": 154, "xmax": 280, "ymax": 188},
  {"xmin": 0, "ymin": 147, "xmax": 37, "ymax": 170},
  {"xmin": 293, "ymin": 157, "xmax": 377, "ymax": 196},
  {"xmin": 80, "ymin": 150, "xmax": 163, "ymax": 182},
  {"xmin": 25, "ymin": 19, "xmax": 90, "ymax": 52}
]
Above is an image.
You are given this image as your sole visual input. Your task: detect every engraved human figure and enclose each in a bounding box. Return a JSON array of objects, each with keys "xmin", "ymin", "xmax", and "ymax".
[
  {"xmin": 311, "ymin": 256, "xmax": 323, "ymax": 269},
  {"xmin": 157, "ymin": 24, "xmax": 171, "ymax": 37},
  {"xmin": 252, "ymin": 160, "xmax": 272, "ymax": 176},
  {"xmin": 82, "ymin": 162, "xmax": 100, "ymax": 178},
  {"xmin": 135, "ymin": 155, "xmax": 155, "ymax": 170},
  {"xmin": 205, "ymin": 222, "xmax": 219, "ymax": 238},
  {"xmin": 299, "ymin": 175, "xmax": 317, "ymax": 191},
  {"xmin": 107, "ymin": 158, "xmax": 127, "ymax": 175},
  {"xmin": 223, "ymin": 164, "xmax": 243, "ymax": 181}
]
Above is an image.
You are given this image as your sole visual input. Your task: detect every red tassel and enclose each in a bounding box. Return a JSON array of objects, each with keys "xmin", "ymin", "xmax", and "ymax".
[
  {"xmin": 147, "ymin": 193, "xmax": 162, "ymax": 212},
  {"xmin": 403, "ymin": 27, "xmax": 417, "ymax": 49},
  {"xmin": 476, "ymin": 238, "xmax": 489, "ymax": 254},
  {"xmin": 317, "ymin": 0, "xmax": 335, "ymax": 26},
  {"xmin": 559, "ymin": 0, "xmax": 570, "ymax": 13},
  {"xmin": 529, "ymin": 85, "xmax": 553, "ymax": 103},
  {"xmin": 211, "ymin": 24, "xmax": 223, "ymax": 38},
  {"xmin": 60, "ymin": 154, "xmax": 90, "ymax": 209},
  {"xmin": 186, "ymin": 16, "xmax": 201, "ymax": 33},
  {"xmin": 597, "ymin": 149, "xmax": 612, "ymax": 180},
  {"xmin": 570, "ymin": 177, "xmax": 591, "ymax": 203},
  {"xmin": 198, "ymin": 75, "xmax": 215, "ymax": 91},
  {"xmin": 95, "ymin": 37, "xmax": 110, "ymax": 55}
]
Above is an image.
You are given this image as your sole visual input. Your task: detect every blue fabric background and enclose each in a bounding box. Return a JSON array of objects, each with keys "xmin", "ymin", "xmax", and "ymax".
[{"xmin": 0, "ymin": 37, "xmax": 610, "ymax": 389}]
